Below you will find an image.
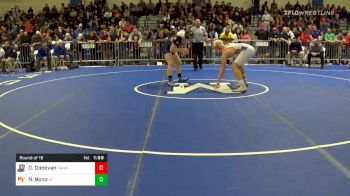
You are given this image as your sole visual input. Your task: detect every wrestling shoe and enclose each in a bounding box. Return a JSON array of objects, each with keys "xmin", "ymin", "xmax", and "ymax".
[
  {"xmin": 167, "ymin": 81, "xmax": 177, "ymax": 86},
  {"xmin": 178, "ymin": 77, "xmax": 189, "ymax": 82},
  {"xmin": 232, "ymin": 85, "xmax": 247, "ymax": 93},
  {"xmin": 244, "ymin": 79, "xmax": 249, "ymax": 87}
]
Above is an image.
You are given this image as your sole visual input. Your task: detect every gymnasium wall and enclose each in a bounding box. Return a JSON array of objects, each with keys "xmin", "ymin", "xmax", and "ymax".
[{"xmin": 0, "ymin": 0, "xmax": 349, "ymax": 18}]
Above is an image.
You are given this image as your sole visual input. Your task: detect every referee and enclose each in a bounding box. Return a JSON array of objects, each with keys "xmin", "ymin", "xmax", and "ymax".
[{"xmin": 190, "ymin": 19, "xmax": 207, "ymax": 71}]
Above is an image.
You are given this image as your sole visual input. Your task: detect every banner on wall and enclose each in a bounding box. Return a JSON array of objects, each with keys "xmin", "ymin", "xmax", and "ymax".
[
  {"xmin": 313, "ymin": 0, "xmax": 324, "ymax": 6},
  {"xmin": 70, "ymin": 0, "xmax": 82, "ymax": 5},
  {"xmin": 193, "ymin": 0, "xmax": 205, "ymax": 6}
]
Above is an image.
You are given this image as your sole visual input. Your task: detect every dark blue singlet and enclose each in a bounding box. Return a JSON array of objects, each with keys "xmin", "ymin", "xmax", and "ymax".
[
  {"xmin": 161, "ymin": 39, "xmax": 172, "ymax": 54},
  {"xmin": 161, "ymin": 36, "xmax": 182, "ymax": 55}
]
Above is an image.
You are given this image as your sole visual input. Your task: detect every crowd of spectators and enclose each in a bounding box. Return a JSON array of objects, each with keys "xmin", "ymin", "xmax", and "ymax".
[
  {"xmin": 1, "ymin": 0, "xmax": 350, "ymax": 71},
  {"xmin": 1, "ymin": 0, "xmax": 349, "ymax": 44}
]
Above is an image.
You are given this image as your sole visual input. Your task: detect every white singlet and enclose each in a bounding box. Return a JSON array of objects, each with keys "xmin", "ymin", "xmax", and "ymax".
[{"xmin": 226, "ymin": 43, "xmax": 256, "ymax": 66}]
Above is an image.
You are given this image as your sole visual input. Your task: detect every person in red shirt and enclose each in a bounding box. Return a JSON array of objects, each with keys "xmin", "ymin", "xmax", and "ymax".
[
  {"xmin": 122, "ymin": 22, "xmax": 135, "ymax": 33},
  {"xmin": 241, "ymin": 28, "xmax": 253, "ymax": 44},
  {"xmin": 342, "ymin": 32, "xmax": 350, "ymax": 67},
  {"xmin": 300, "ymin": 28, "xmax": 313, "ymax": 43},
  {"xmin": 343, "ymin": 31, "xmax": 350, "ymax": 49},
  {"xmin": 299, "ymin": 28, "xmax": 313, "ymax": 64},
  {"xmin": 99, "ymin": 29, "xmax": 112, "ymax": 63},
  {"xmin": 24, "ymin": 20, "xmax": 34, "ymax": 35}
]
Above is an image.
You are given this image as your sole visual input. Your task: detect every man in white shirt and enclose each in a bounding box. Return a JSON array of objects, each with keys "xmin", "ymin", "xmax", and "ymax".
[
  {"xmin": 190, "ymin": 19, "xmax": 207, "ymax": 71},
  {"xmin": 261, "ymin": 10, "xmax": 274, "ymax": 31}
]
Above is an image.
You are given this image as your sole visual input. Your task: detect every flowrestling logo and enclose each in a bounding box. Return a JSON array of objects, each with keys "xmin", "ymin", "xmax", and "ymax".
[
  {"xmin": 167, "ymin": 82, "xmax": 236, "ymax": 94},
  {"xmin": 284, "ymin": 10, "xmax": 334, "ymax": 16}
]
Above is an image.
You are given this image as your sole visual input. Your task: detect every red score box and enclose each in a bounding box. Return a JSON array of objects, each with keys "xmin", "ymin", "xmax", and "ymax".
[{"xmin": 95, "ymin": 162, "xmax": 108, "ymax": 174}]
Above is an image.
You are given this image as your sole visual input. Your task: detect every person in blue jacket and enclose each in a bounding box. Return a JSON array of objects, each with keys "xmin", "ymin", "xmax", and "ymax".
[
  {"xmin": 36, "ymin": 42, "xmax": 52, "ymax": 71},
  {"xmin": 53, "ymin": 40, "xmax": 71, "ymax": 69}
]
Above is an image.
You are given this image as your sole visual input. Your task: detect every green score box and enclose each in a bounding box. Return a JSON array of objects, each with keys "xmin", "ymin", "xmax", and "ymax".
[{"xmin": 95, "ymin": 174, "xmax": 108, "ymax": 186}]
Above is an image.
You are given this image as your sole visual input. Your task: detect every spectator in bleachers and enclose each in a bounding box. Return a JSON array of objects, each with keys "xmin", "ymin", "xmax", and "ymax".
[
  {"xmin": 87, "ymin": 31, "xmax": 98, "ymax": 42},
  {"xmin": 142, "ymin": 28, "xmax": 154, "ymax": 41},
  {"xmin": 270, "ymin": 0, "xmax": 278, "ymax": 15},
  {"xmin": 219, "ymin": 26, "xmax": 236, "ymax": 44},
  {"xmin": 285, "ymin": 1, "xmax": 293, "ymax": 10},
  {"xmin": 73, "ymin": 23, "xmax": 85, "ymax": 40},
  {"xmin": 128, "ymin": 28, "xmax": 142, "ymax": 59},
  {"xmin": 53, "ymin": 40, "xmax": 71, "ymax": 69},
  {"xmin": 3, "ymin": 42, "xmax": 17, "ymax": 73},
  {"xmin": 310, "ymin": 25, "xmax": 322, "ymax": 40},
  {"xmin": 128, "ymin": 28, "xmax": 142, "ymax": 42},
  {"xmin": 42, "ymin": 3, "xmax": 51, "ymax": 19},
  {"xmin": 7, "ymin": 24, "xmax": 17, "ymax": 42},
  {"xmin": 74, "ymin": 33, "xmax": 86, "ymax": 64},
  {"xmin": 274, "ymin": 15, "xmax": 285, "ymax": 29},
  {"xmin": 255, "ymin": 25, "xmax": 269, "ymax": 40},
  {"xmin": 307, "ymin": 40, "xmax": 324, "ymax": 68},
  {"xmin": 324, "ymin": 28, "xmax": 335, "ymax": 42},
  {"xmin": 36, "ymin": 42, "xmax": 52, "ymax": 71},
  {"xmin": 287, "ymin": 27, "xmax": 295, "ymax": 39},
  {"xmin": 224, "ymin": 15, "xmax": 234, "ymax": 27},
  {"xmin": 109, "ymin": 25, "xmax": 118, "ymax": 42},
  {"xmin": 31, "ymin": 31, "xmax": 42, "ymax": 51},
  {"xmin": 300, "ymin": 28, "xmax": 313, "ymax": 43},
  {"xmin": 335, "ymin": 30, "xmax": 344, "ymax": 41},
  {"xmin": 99, "ymin": 29, "xmax": 111, "ymax": 41},
  {"xmin": 269, "ymin": 27, "xmax": 280, "ymax": 62},
  {"xmin": 288, "ymin": 37, "xmax": 303, "ymax": 66},
  {"xmin": 55, "ymin": 27, "xmax": 65, "ymax": 41},
  {"xmin": 252, "ymin": 0, "xmax": 260, "ymax": 15},
  {"xmin": 27, "ymin": 6, "xmax": 34, "ymax": 19},
  {"xmin": 64, "ymin": 33, "xmax": 73, "ymax": 42},
  {"xmin": 261, "ymin": 1, "xmax": 269, "ymax": 14},
  {"xmin": 117, "ymin": 30, "xmax": 129, "ymax": 42},
  {"xmin": 204, "ymin": 28, "xmax": 218, "ymax": 59},
  {"xmin": 99, "ymin": 29, "xmax": 112, "ymax": 62},
  {"xmin": 330, "ymin": 15, "xmax": 340, "ymax": 30},
  {"xmin": 0, "ymin": 44, "xmax": 5, "ymax": 72},
  {"xmin": 51, "ymin": 5, "xmax": 59, "ymax": 19},
  {"xmin": 333, "ymin": 29, "xmax": 344, "ymax": 62},
  {"xmin": 235, "ymin": 28, "xmax": 242, "ymax": 39},
  {"xmin": 254, "ymin": 25, "xmax": 269, "ymax": 63},
  {"xmin": 147, "ymin": 0, "xmax": 155, "ymax": 13},
  {"xmin": 339, "ymin": 6, "xmax": 348, "ymax": 19},
  {"xmin": 291, "ymin": 27, "xmax": 301, "ymax": 39},
  {"xmin": 24, "ymin": 19, "xmax": 34, "ymax": 35},
  {"xmin": 42, "ymin": 31, "xmax": 53, "ymax": 46},
  {"xmin": 0, "ymin": 26, "xmax": 8, "ymax": 42},
  {"xmin": 293, "ymin": 1, "xmax": 302, "ymax": 10},
  {"xmin": 232, "ymin": 22, "xmax": 244, "ymax": 33},
  {"xmin": 324, "ymin": 28, "xmax": 336, "ymax": 60},
  {"xmin": 342, "ymin": 31, "xmax": 350, "ymax": 64},
  {"xmin": 320, "ymin": 18, "xmax": 330, "ymax": 34},
  {"xmin": 18, "ymin": 31, "xmax": 31, "ymax": 45},
  {"xmin": 241, "ymin": 28, "xmax": 253, "ymax": 44},
  {"xmin": 122, "ymin": 21, "xmax": 136, "ymax": 33},
  {"xmin": 280, "ymin": 27, "xmax": 292, "ymax": 62},
  {"xmin": 1, "ymin": 0, "xmax": 349, "ymax": 67}
]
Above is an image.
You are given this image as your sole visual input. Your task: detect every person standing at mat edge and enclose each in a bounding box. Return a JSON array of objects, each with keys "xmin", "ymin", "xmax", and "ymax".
[
  {"xmin": 190, "ymin": 19, "xmax": 207, "ymax": 71},
  {"xmin": 213, "ymin": 40, "xmax": 256, "ymax": 93},
  {"xmin": 162, "ymin": 29, "xmax": 189, "ymax": 86}
]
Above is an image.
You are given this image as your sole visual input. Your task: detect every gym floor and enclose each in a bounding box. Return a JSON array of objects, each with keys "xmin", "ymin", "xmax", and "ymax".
[{"xmin": 1, "ymin": 64, "xmax": 350, "ymax": 196}]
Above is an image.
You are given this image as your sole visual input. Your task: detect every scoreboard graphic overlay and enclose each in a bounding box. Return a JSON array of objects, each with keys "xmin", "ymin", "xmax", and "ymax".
[{"xmin": 16, "ymin": 154, "xmax": 108, "ymax": 186}]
